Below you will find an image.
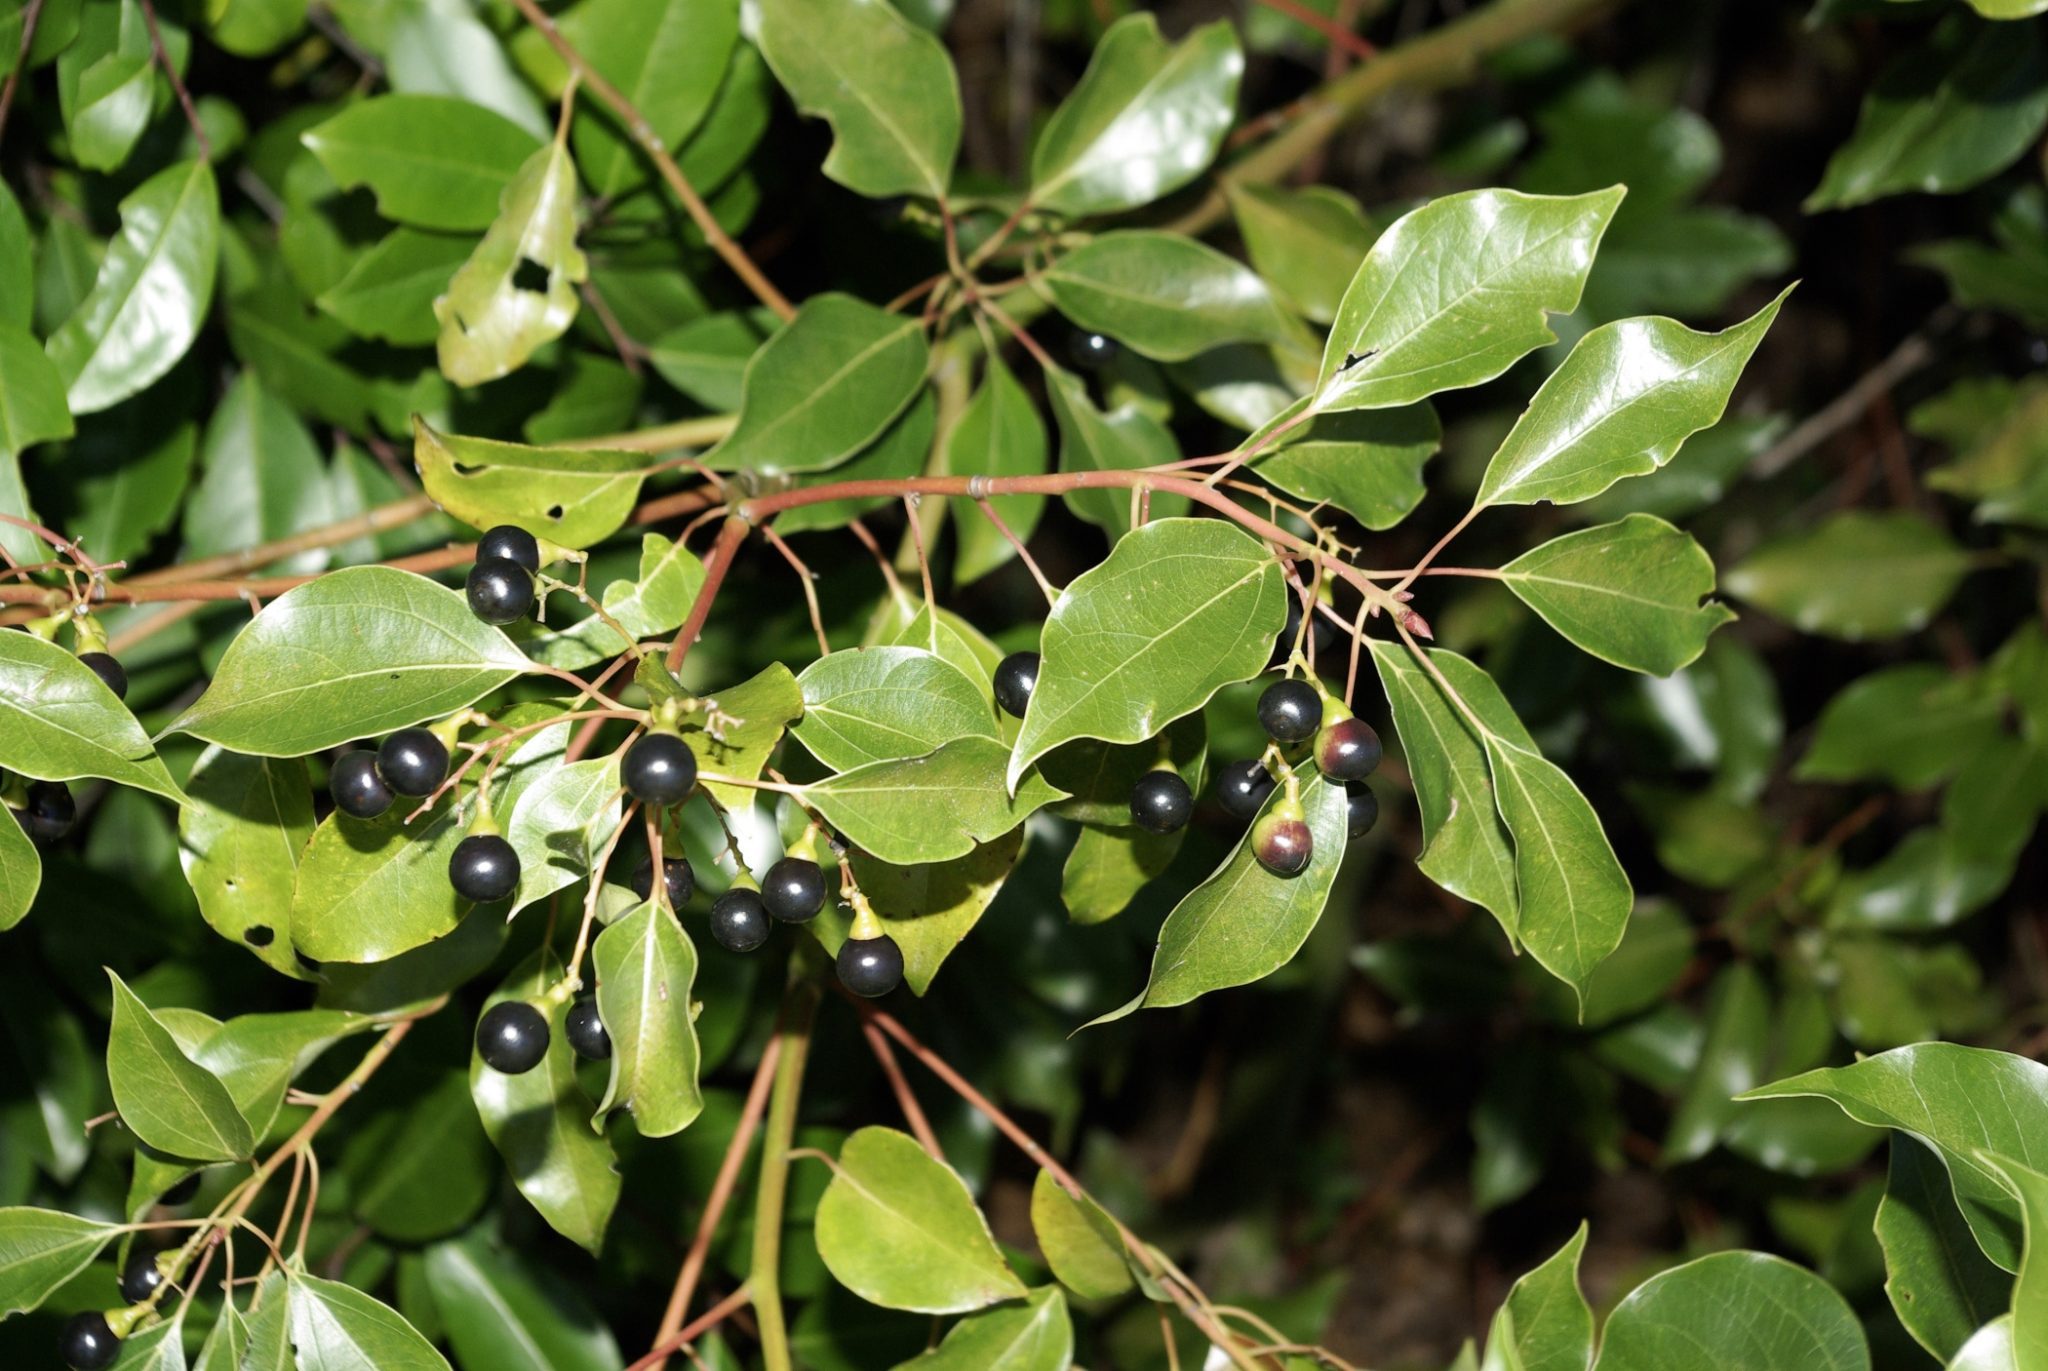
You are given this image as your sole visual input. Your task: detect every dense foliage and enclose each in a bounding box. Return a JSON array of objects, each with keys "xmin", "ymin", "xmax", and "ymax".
[{"xmin": 1, "ymin": 0, "xmax": 2046, "ymax": 1367}]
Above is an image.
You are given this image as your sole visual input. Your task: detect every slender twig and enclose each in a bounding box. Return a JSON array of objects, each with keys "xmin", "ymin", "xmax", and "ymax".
[
  {"xmin": 1751, "ymin": 323, "xmax": 1944, "ymax": 478},
  {"xmin": 974, "ymin": 498, "xmax": 1058, "ymax": 603},
  {"xmin": 859, "ymin": 1017, "xmax": 943, "ymax": 1160},
  {"xmin": 624, "ymin": 1285, "xmax": 755, "ymax": 1371},
  {"xmin": 1256, "ymin": 0, "xmax": 1378, "ymax": 59},
  {"xmin": 0, "ymin": 0, "xmax": 46, "ymax": 146},
  {"xmin": 139, "ymin": 0, "xmax": 210, "ymax": 161},
  {"xmin": 762, "ymin": 526, "xmax": 830, "ymax": 657},
  {"xmin": 666, "ymin": 518, "xmax": 749, "ymax": 674}
]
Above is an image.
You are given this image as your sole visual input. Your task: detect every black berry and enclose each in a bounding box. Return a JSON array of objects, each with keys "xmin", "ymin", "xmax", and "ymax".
[
  {"xmin": 1347, "ymin": 785, "xmax": 1379, "ymax": 840},
  {"xmin": 119, "ymin": 1251, "xmax": 164, "ymax": 1304},
  {"xmin": 449, "ymin": 834, "xmax": 519, "ymax": 903},
  {"xmin": 1067, "ymin": 331, "xmax": 1118, "ymax": 370},
  {"xmin": 565, "ymin": 999, "xmax": 611, "ymax": 1061},
  {"xmin": 466, "ymin": 557, "xmax": 535, "ymax": 625},
  {"xmin": 477, "ymin": 524, "xmax": 541, "ymax": 572},
  {"xmin": 1252, "ymin": 810, "xmax": 1313, "ymax": 877},
  {"xmin": 17, "ymin": 780, "xmax": 75, "ymax": 845},
  {"xmin": 377, "ymin": 729, "xmax": 448, "ymax": 797},
  {"xmin": 994, "ymin": 651, "xmax": 1040, "ymax": 719},
  {"xmin": 623, "ymin": 733, "xmax": 696, "ymax": 807},
  {"xmin": 80, "ymin": 651, "xmax": 128, "ymax": 700},
  {"xmin": 631, "ymin": 855, "xmax": 695, "ymax": 908},
  {"xmin": 330, "ymin": 751, "xmax": 393, "ymax": 820},
  {"xmin": 1315, "ymin": 718, "xmax": 1382, "ymax": 782},
  {"xmin": 710, "ymin": 889, "xmax": 771, "ymax": 952},
  {"xmin": 476, "ymin": 1002, "xmax": 550, "ymax": 1074},
  {"xmin": 1258, "ymin": 679, "xmax": 1323, "ymax": 743},
  {"xmin": 762, "ymin": 857, "xmax": 826, "ymax": 923},
  {"xmin": 837, "ymin": 934, "xmax": 904, "ymax": 997},
  {"xmin": 1216, "ymin": 759, "xmax": 1275, "ymax": 821},
  {"xmin": 59, "ymin": 1312, "xmax": 119, "ymax": 1371},
  {"xmin": 1129, "ymin": 772, "xmax": 1193, "ymax": 834}
]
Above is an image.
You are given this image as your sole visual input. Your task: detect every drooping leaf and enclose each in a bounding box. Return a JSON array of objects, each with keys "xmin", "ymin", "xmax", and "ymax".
[
  {"xmin": 1878, "ymin": 1136, "xmax": 2012, "ymax": 1363},
  {"xmin": 434, "ymin": 140, "xmax": 587, "ymax": 387},
  {"xmin": 1041, "ymin": 712, "xmax": 1205, "ymax": 827},
  {"xmin": 894, "ymin": 1286, "xmax": 1073, "ymax": 1370},
  {"xmin": 592, "ymin": 900, "xmax": 704, "ymax": 1137},
  {"xmin": 180, "ymin": 1008, "xmax": 371, "ymax": 1138},
  {"xmin": 944, "ymin": 355, "xmax": 1050, "ymax": 584},
  {"xmin": 809, "ymin": 736, "xmax": 1066, "ymax": 865},
  {"xmin": 168, "ymin": 567, "xmax": 532, "ymax": 757},
  {"xmin": 1045, "ymin": 366, "xmax": 1186, "ymax": 537},
  {"xmin": 559, "ymin": 0, "xmax": 738, "ymax": 198},
  {"xmin": 1030, "ymin": 1170, "xmax": 1133, "ymax": 1300},
  {"xmin": 1043, "ymin": 231, "xmax": 1298, "ymax": 362},
  {"xmin": 292, "ymin": 791, "xmax": 469, "ymax": 964},
  {"xmin": 302, "ymin": 95, "xmax": 543, "ymax": 232},
  {"xmin": 1480, "ymin": 1224, "xmax": 1594, "ymax": 1371},
  {"xmin": 1724, "ymin": 511, "xmax": 1972, "ymax": 641},
  {"xmin": 178, "ymin": 747, "xmax": 316, "ymax": 978},
  {"xmin": 1593, "ymin": 1252, "xmax": 1868, "ymax": 1371},
  {"xmin": 1226, "ymin": 181, "xmax": 1377, "ymax": 325},
  {"xmin": 414, "ymin": 420, "xmax": 651, "ymax": 550},
  {"xmin": 1983, "ymin": 1158, "xmax": 2048, "ymax": 1370},
  {"xmin": 0, "ymin": 1208, "xmax": 121, "ymax": 1316},
  {"xmin": 795, "ymin": 647, "xmax": 997, "ymax": 772},
  {"xmin": 105, "ymin": 971, "xmax": 254, "ymax": 1162},
  {"xmin": 288, "ymin": 1271, "xmax": 454, "ymax": 1371},
  {"xmin": 0, "ymin": 630, "xmax": 184, "ymax": 803},
  {"xmin": 814, "ymin": 1125, "xmax": 1028, "ymax": 1314},
  {"xmin": 1250, "ymin": 404, "xmax": 1441, "ymax": 531},
  {"xmin": 1499, "ymin": 515, "xmax": 1734, "ymax": 675},
  {"xmin": 646, "ymin": 310, "xmax": 774, "ymax": 411}
]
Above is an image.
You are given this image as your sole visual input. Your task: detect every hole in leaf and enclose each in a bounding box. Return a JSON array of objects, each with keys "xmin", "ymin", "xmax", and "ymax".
[
  {"xmin": 512, "ymin": 257, "xmax": 551, "ymax": 293},
  {"xmin": 453, "ymin": 462, "xmax": 485, "ymax": 476},
  {"xmin": 244, "ymin": 925, "xmax": 275, "ymax": 947},
  {"xmin": 546, "ymin": 505, "xmax": 565, "ymax": 520}
]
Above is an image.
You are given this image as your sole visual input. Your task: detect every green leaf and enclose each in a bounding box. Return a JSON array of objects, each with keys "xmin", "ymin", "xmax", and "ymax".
[
  {"xmin": 102, "ymin": 1314, "xmax": 185, "ymax": 1370},
  {"xmin": 706, "ymin": 293, "xmax": 929, "ymax": 474},
  {"xmin": 825, "ymin": 832, "xmax": 1024, "ymax": 994},
  {"xmin": 318, "ymin": 229, "xmax": 471, "ymax": 346},
  {"xmin": 1250, "ymin": 404, "xmax": 1440, "ymax": 530},
  {"xmin": 1661, "ymin": 963, "xmax": 1768, "ymax": 1164},
  {"xmin": 1030, "ymin": 1169, "xmax": 1133, "ymax": 1300},
  {"xmin": 0, "ymin": 321, "xmax": 75, "ymax": 457},
  {"xmin": 178, "ymin": 747, "xmax": 315, "ymax": 978},
  {"xmin": 302, "ymin": 95, "xmax": 542, "ymax": 231},
  {"xmin": 435, "ymin": 140, "xmax": 587, "ymax": 387},
  {"xmin": 1984, "ymin": 1158, "xmax": 2048, "ymax": 1371},
  {"xmin": 414, "ymin": 420, "xmax": 651, "ymax": 550},
  {"xmin": 292, "ymin": 791, "xmax": 469, "ymax": 964},
  {"xmin": 168, "ymin": 566, "xmax": 532, "ymax": 757},
  {"xmin": 1041, "ymin": 713, "xmax": 1205, "ymax": 826},
  {"xmin": 1798, "ymin": 665, "xmax": 2003, "ymax": 789},
  {"xmin": 945, "ymin": 355, "xmax": 1049, "ymax": 584},
  {"xmin": 814, "ymin": 1125, "xmax": 1028, "ymax": 1314},
  {"xmin": 422, "ymin": 1233, "xmax": 621, "ymax": 1371},
  {"xmin": 1043, "ymin": 231, "xmax": 1297, "ymax": 362},
  {"xmin": 1474, "ymin": 293, "xmax": 1786, "ymax": 507},
  {"xmin": 1807, "ymin": 16, "xmax": 2048, "ymax": 212},
  {"xmin": 1480, "ymin": 1224, "xmax": 1593, "ymax": 1371},
  {"xmin": 182, "ymin": 1008, "xmax": 370, "ymax": 1138},
  {"xmin": 193, "ymin": 1301, "xmax": 248, "ymax": 1371},
  {"xmin": 0, "ymin": 1208, "xmax": 121, "ymax": 1316},
  {"xmin": 54, "ymin": 0, "xmax": 153, "ymax": 173},
  {"xmin": 894, "ymin": 1286, "xmax": 1073, "ymax": 1370},
  {"xmin": 1007, "ymin": 518, "xmax": 1283, "ymax": 789},
  {"xmin": 771, "ymin": 388, "xmax": 936, "ymax": 535},
  {"xmin": 1315, "ymin": 188, "xmax": 1623, "ymax": 413},
  {"xmin": 471, "ymin": 951, "xmax": 620, "ymax": 1253},
  {"xmin": 1740, "ymin": 1044, "xmax": 2048, "ymax": 1271},
  {"xmin": 1045, "ymin": 366, "xmax": 1186, "ymax": 537},
  {"xmin": 517, "ymin": 533, "xmax": 706, "ymax": 669},
  {"xmin": 1499, "ymin": 515, "xmax": 1734, "ymax": 674},
  {"xmin": 505, "ymin": 755, "xmax": 621, "ymax": 917},
  {"xmin": 592, "ymin": 901, "xmax": 704, "ymax": 1137},
  {"xmin": 1592, "ymin": 1251, "xmax": 1869, "ymax": 1371},
  {"xmin": 345, "ymin": 1071, "xmax": 493, "ymax": 1243},
  {"xmin": 1226, "ymin": 182, "xmax": 1376, "ymax": 326},
  {"xmin": 1949, "ymin": 1319, "xmax": 2019, "ymax": 1371},
  {"xmin": 647, "ymin": 310, "xmax": 773, "ymax": 411},
  {"xmin": 796, "ymin": 647, "xmax": 997, "ymax": 772},
  {"xmin": 239, "ymin": 1273, "xmax": 293, "ymax": 1371},
  {"xmin": 687, "ymin": 662, "xmax": 805, "ymax": 812},
  {"xmin": 208, "ymin": 0, "xmax": 305, "ymax": 56},
  {"xmin": 1724, "ymin": 511, "xmax": 1973, "ymax": 641},
  {"xmin": 184, "ymin": 372, "xmax": 336, "ymax": 574},
  {"xmin": 0, "ymin": 803, "xmax": 36, "ymax": 931},
  {"xmin": 560, "ymin": 0, "xmax": 737, "ymax": 198},
  {"xmin": 289, "ymin": 1271, "xmax": 454, "ymax": 1371},
  {"xmin": 755, "ymin": 0, "xmax": 960, "ymax": 200},
  {"xmin": 0, "ymin": 630, "xmax": 184, "ymax": 803},
  {"xmin": 1060, "ymin": 822, "xmax": 1178, "ymax": 926},
  {"xmin": 809, "ymin": 735, "xmax": 1066, "ymax": 865},
  {"xmin": 45, "ymin": 158, "xmax": 219, "ymax": 416},
  {"xmin": 1878, "ymin": 1137, "xmax": 2012, "ymax": 1363},
  {"xmin": 0, "ymin": 182, "xmax": 26, "ymax": 329},
  {"xmin": 105, "ymin": 971, "xmax": 254, "ymax": 1162},
  {"xmin": 1028, "ymin": 14, "xmax": 1242, "ymax": 218}
]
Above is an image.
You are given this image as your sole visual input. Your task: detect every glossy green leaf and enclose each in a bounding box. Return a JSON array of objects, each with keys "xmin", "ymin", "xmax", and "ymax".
[
  {"xmin": 646, "ymin": 310, "xmax": 772, "ymax": 411},
  {"xmin": 168, "ymin": 567, "xmax": 532, "ymax": 756},
  {"xmin": 181, "ymin": 1008, "xmax": 370, "ymax": 1138},
  {"xmin": 505, "ymin": 755, "xmax": 620, "ymax": 916},
  {"xmin": 55, "ymin": 0, "xmax": 153, "ymax": 173},
  {"xmin": 1480, "ymin": 1224, "xmax": 1593, "ymax": 1371},
  {"xmin": 1950, "ymin": 1320, "xmax": 2019, "ymax": 1371},
  {"xmin": 1662, "ymin": 963, "xmax": 1767, "ymax": 1164},
  {"xmin": 706, "ymin": 293, "xmax": 929, "ymax": 474},
  {"xmin": 756, "ymin": 0, "xmax": 960, "ymax": 199},
  {"xmin": 105, "ymin": 971, "xmax": 254, "ymax": 1162},
  {"xmin": 945, "ymin": 355, "xmax": 1049, "ymax": 583},
  {"xmin": 1741, "ymin": 1044, "xmax": 2048, "ymax": 1271},
  {"xmin": 0, "ymin": 803, "xmax": 35, "ymax": 932},
  {"xmin": 1878, "ymin": 1136, "xmax": 2012, "ymax": 1363},
  {"xmin": 1798, "ymin": 665, "xmax": 2002, "ymax": 789},
  {"xmin": 1725, "ymin": 511, "xmax": 1972, "ymax": 641},
  {"xmin": 1044, "ymin": 231, "xmax": 1297, "ymax": 362},
  {"xmin": 1028, "ymin": 14, "xmax": 1242, "ymax": 217},
  {"xmin": 1315, "ymin": 188, "xmax": 1623, "ymax": 413},
  {"xmin": 471, "ymin": 952, "xmax": 620, "ymax": 1253},
  {"xmin": 518, "ymin": 533, "xmax": 706, "ymax": 669},
  {"xmin": 292, "ymin": 791, "xmax": 468, "ymax": 963},
  {"xmin": 380, "ymin": 0, "xmax": 548, "ymax": 138},
  {"xmin": 0, "ymin": 630, "xmax": 183, "ymax": 802},
  {"xmin": 46, "ymin": 158, "xmax": 219, "ymax": 415},
  {"xmin": 560, "ymin": 0, "xmax": 737, "ymax": 198},
  {"xmin": 0, "ymin": 1207, "xmax": 121, "ymax": 1316},
  {"xmin": 289, "ymin": 1271, "xmax": 453, "ymax": 1371},
  {"xmin": 810, "ymin": 736, "xmax": 1065, "ymax": 865},
  {"xmin": 1499, "ymin": 515, "xmax": 1734, "ymax": 675},
  {"xmin": 302, "ymin": 95, "xmax": 541, "ymax": 231},
  {"xmin": 178, "ymin": 747, "xmax": 315, "ymax": 978},
  {"xmin": 1250, "ymin": 404, "xmax": 1439, "ymax": 530},
  {"xmin": 208, "ymin": 0, "xmax": 304, "ymax": 56},
  {"xmin": 771, "ymin": 388, "xmax": 936, "ymax": 535},
  {"xmin": 814, "ymin": 1125, "xmax": 1027, "ymax": 1314},
  {"xmin": 318, "ymin": 229, "xmax": 470, "ymax": 346},
  {"xmin": 1045, "ymin": 366, "xmax": 1185, "ymax": 537},
  {"xmin": 831, "ymin": 831, "xmax": 1023, "ymax": 994},
  {"xmin": 796, "ymin": 647, "xmax": 997, "ymax": 772},
  {"xmin": 1593, "ymin": 1252, "xmax": 1869, "ymax": 1371},
  {"xmin": 895, "ymin": 1286, "xmax": 1073, "ymax": 1370},
  {"xmin": 1008, "ymin": 518, "xmax": 1283, "ymax": 788},
  {"xmin": 1985, "ymin": 1158, "xmax": 2048, "ymax": 1370},
  {"xmin": 686, "ymin": 662, "xmax": 804, "ymax": 811},
  {"xmin": 183, "ymin": 372, "xmax": 335, "ymax": 574},
  {"xmin": 422, "ymin": 1233, "xmax": 620, "ymax": 1371},
  {"xmin": 435, "ymin": 140, "xmax": 587, "ymax": 387},
  {"xmin": 414, "ymin": 420, "xmax": 650, "ymax": 550},
  {"xmin": 1060, "ymin": 823, "xmax": 1175, "ymax": 925},
  {"xmin": 1030, "ymin": 1169, "xmax": 1132, "ymax": 1299},
  {"xmin": 0, "ymin": 322, "xmax": 75, "ymax": 457},
  {"xmin": 592, "ymin": 900, "xmax": 704, "ymax": 1137},
  {"xmin": 1226, "ymin": 181, "xmax": 1376, "ymax": 325},
  {"xmin": 1474, "ymin": 293, "xmax": 1785, "ymax": 507}
]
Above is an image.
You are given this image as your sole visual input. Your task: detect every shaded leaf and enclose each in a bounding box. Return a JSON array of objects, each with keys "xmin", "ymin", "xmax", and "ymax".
[
  {"xmin": 1725, "ymin": 511, "xmax": 1972, "ymax": 641},
  {"xmin": 1878, "ymin": 1136, "xmax": 2012, "ymax": 1363},
  {"xmin": 895, "ymin": 1286, "xmax": 1072, "ymax": 1370},
  {"xmin": 302, "ymin": 95, "xmax": 542, "ymax": 231},
  {"xmin": 1226, "ymin": 181, "xmax": 1376, "ymax": 325}
]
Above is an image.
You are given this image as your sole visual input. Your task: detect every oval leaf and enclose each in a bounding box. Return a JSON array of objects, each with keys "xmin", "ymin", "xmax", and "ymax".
[
  {"xmin": 810, "ymin": 736, "xmax": 1066, "ymax": 866},
  {"xmin": 1500, "ymin": 515, "xmax": 1734, "ymax": 675},
  {"xmin": 795, "ymin": 647, "xmax": 997, "ymax": 772},
  {"xmin": 106, "ymin": 971, "xmax": 254, "ymax": 1162},
  {"xmin": 591, "ymin": 901, "xmax": 704, "ymax": 1137},
  {"xmin": 0, "ymin": 1208, "xmax": 121, "ymax": 1317},
  {"xmin": 1044, "ymin": 231, "xmax": 1297, "ymax": 362},
  {"xmin": 302, "ymin": 95, "xmax": 542, "ymax": 232},
  {"xmin": 414, "ymin": 419, "xmax": 651, "ymax": 550},
  {"xmin": 1592, "ymin": 1251, "xmax": 1868, "ymax": 1371},
  {"xmin": 178, "ymin": 747, "xmax": 316, "ymax": 978},
  {"xmin": 0, "ymin": 630, "xmax": 184, "ymax": 803}
]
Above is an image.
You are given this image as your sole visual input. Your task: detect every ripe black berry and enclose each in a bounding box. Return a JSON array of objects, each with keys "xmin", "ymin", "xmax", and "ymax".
[
  {"xmin": 565, "ymin": 999, "xmax": 611, "ymax": 1061},
  {"xmin": 16, "ymin": 780, "xmax": 75, "ymax": 845},
  {"xmin": 119, "ymin": 1251, "xmax": 164, "ymax": 1304},
  {"xmin": 1347, "ymin": 785, "xmax": 1379, "ymax": 840},
  {"xmin": 80, "ymin": 651, "xmax": 128, "ymax": 700},
  {"xmin": 994, "ymin": 651, "xmax": 1039, "ymax": 719},
  {"xmin": 466, "ymin": 557, "xmax": 536, "ymax": 625},
  {"xmin": 59, "ymin": 1312, "xmax": 119, "ymax": 1370},
  {"xmin": 1216, "ymin": 759, "xmax": 1275, "ymax": 821},
  {"xmin": 1129, "ymin": 772, "xmax": 1192, "ymax": 834},
  {"xmin": 1315, "ymin": 718, "xmax": 1382, "ymax": 782},
  {"xmin": 762, "ymin": 857, "xmax": 826, "ymax": 923},
  {"xmin": 330, "ymin": 751, "xmax": 392, "ymax": 820},
  {"xmin": 1067, "ymin": 331, "xmax": 1118, "ymax": 370},
  {"xmin": 631, "ymin": 855, "xmax": 695, "ymax": 908},
  {"xmin": 476, "ymin": 1002, "xmax": 550, "ymax": 1074},
  {"xmin": 449, "ymin": 834, "xmax": 519, "ymax": 903},
  {"xmin": 710, "ymin": 889, "xmax": 771, "ymax": 952},
  {"xmin": 377, "ymin": 729, "xmax": 448, "ymax": 798},
  {"xmin": 1258, "ymin": 679, "xmax": 1323, "ymax": 743},
  {"xmin": 838, "ymin": 934, "xmax": 904, "ymax": 997},
  {"xmin": 623, "ymin": 733, "xmax": 696, "ymax": 807},
  {"xmin": 477, "ymin": 524, "xmax": 541, "ymax": 572},
  {"xmin": 1252, "ymin": 810, "xmax": 1313, "ymax": 877}
]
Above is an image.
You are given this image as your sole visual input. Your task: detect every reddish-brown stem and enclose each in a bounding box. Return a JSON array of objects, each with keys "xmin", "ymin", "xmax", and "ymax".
[
  {"xmin": 974, "ymin": 498, "xmax": 1057, "ymax": 604},
  {"xmin": 859, "ymin": 1017, "xmax": 944, "ymax": 1160},
  {"xmin": 762, "ymin": 525, "xmax": 830, "ymax": 657},
  {"xmin": 129, "ymin": 496, "xmax": 443, "ymax": 585},
  {"xmin": 666, "ymin": 517, "xmax": 748, "ymax": 674},
  {"xmin": 1255, "ymin": 0, "xmax": 1378, "ymax": 60},
  {"xmin": 0, "ymin": 544, "xmax": 472, "ymax": 606},
  {"xmin": 140, "ymin": 0, "xmax": 211, "ymax": 161},
  {"xmin": 625, "ymin": 1284, "xmax": 755, "ymax": 1371},
  {"xmin": 0, "ymin": 0, "xmax": 45, "ymax": 146}
]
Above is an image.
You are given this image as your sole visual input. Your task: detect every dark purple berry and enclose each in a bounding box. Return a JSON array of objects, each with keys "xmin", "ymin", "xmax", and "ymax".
[
  {"xmin": 1253, "ymin": 810, "xmax": 1313, "ymax": 877},
  {"xmin": 994, "ymin": 651, "xmax": 1039, "ymax": 719},
  {"xmin": 1258, "ymin": 679, "xmax": 1323, "ymax": 744},
  {"xmin": 449, "ymin": 834, "xmax": 519, "ymax": 903},
  {"xmin": 330, "ymin": 751, "xmax": 393, "ymax": 820},
  {"xmin": 466, "ymin": 557, "xmax": 535, "ymax": 625},
  {"xmin": 762, "ymin": 857, "xmax": 826, "ymax": 923},
  {"xmin": 623, "ymin": 733, "xmax": 697, "ymax": 807},
  {"xmin": 59, "ymin": 1312, "xmax": 119, "ymax": 1370},
  {"xmin": 1216, "ymin": 760, "xmax": 1275, "ymax": 821},
  {"xmin": 837, "ymin": 934, "xmax": 904, "ymax": 997},
  {"xmin": 1067, "ymin": 331, "xmax": 1118, "ymax": 370},
  {"xmin": 1129, "ymin": 772, "xmax": 1192, "ymax": 834},
  {"xmin": 710, "ymin": 888, "xmax": 771, "ymax": 952},
  {"xmin": 1316, "ymin": 718, "xmax": 1382, "ymax": 782},
  {"xmin": 631, "ymin": 855, "xmax": 695, "ymax": 908},
  {"xmin": 476, "ymin": 1002, "xmax": 550, "ymax": 1074},
  {"xmin": 377, "ymin": 729, "xmax": 448, "ymax": 797},
  {"xmin": 80, "ymin": 652, "xmax": 127, "ymax": 700},
  {"xmin": 477, "ymin": 525, "xmax": 541, "ymax": 572},
  {"xmin": 565, "ymin": 999, "xmax": 611, "ymax": 1061},
  {"xmin": 119, "ymin": 1251, "xmax": 164, "ymax": 1304},
  {"xmin": 1347, "ymin": 785, "xmax": 1379, "ymax": 840},
  {"xmin": 17, "ymin": 780, "xmax": 75, "ymax": 845}
]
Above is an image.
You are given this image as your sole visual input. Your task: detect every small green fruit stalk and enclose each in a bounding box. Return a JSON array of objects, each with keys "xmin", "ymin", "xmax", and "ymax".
[
  {"xmin": 72, "ymin": 613, "xmax": 128, "ymax": 701},
  {"xmin": 1252, "ymin": 777, "xmax": 1314, "ymax": 878},
  {"xmin": 836, "ymin": 888, "xmax": 903, "ymax": 998}
]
